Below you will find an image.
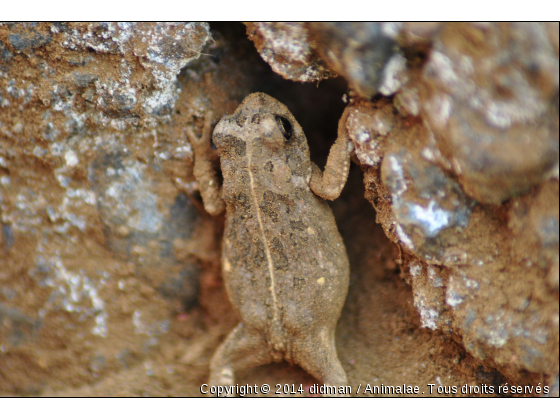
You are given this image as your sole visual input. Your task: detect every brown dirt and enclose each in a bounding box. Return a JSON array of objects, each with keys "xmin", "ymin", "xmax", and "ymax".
[
  {"xmin": 1, "ymin": 22, "xmax": 551, "ymax": 398},
  {"xmin": 27, "ymin": 169, "xmax": 501, "ymax": 397}
]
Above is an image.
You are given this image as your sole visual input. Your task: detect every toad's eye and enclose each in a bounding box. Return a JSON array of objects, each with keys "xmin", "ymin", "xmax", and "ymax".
[{"xmin": 274, "ymin": 115, "xmax": 292, "ymax": 141}]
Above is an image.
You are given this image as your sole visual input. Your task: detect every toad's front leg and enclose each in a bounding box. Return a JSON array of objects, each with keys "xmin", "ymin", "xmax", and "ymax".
[
  {"xmin": 187, "ymin": 112, "xmax": 225, "ymax": 216},
  {"xmin": 309, "ymin": 106, "xmax": 354, "ymax": 201}
]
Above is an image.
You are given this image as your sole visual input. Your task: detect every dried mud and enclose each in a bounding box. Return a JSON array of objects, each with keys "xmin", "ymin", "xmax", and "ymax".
[{"xmin": 0, "ymin": 22, "xmax": 557, "ymax": 397}]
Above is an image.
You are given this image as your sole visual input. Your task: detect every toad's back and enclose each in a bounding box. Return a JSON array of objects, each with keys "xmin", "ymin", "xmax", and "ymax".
[{"xmin": 212, "ymin": 93, "xmax": 349, "ymax": 355}]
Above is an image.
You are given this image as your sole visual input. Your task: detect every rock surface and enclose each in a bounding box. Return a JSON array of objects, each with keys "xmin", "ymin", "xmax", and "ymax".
[
  {"xmin": 245, "ymin": 22, "xmax": 336, "ymax": 83},
  {"xmin": 0, "ymin": 22, "xmax": 258, "ymax": 394},
  {"xmin": 0, "ymin": 22, "xmax": 558, "ymax": 396},
  {"xmin": 344, "ymin": 23, "xmax": 559, "ymax": 385}
]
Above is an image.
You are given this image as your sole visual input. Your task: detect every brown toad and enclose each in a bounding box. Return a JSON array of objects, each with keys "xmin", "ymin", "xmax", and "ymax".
[{"xmin": 188, "ymin": 93, "xmax": 353, "ymax": 392}]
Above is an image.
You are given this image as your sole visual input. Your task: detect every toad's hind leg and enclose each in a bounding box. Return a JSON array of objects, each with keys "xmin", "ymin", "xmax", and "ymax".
[
  {"xmin": 209, "ymin": 322, "xmax": 272, "ymax": 389},
  {"xmin": 293, "ymin": 329, "xmax": 348, "ymax": 396}
]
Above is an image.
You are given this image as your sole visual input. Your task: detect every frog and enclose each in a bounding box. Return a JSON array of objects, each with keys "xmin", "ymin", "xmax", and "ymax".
[{"xmin": 188, "ymin": 92, "xmax": 353, "ymax": 394}]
